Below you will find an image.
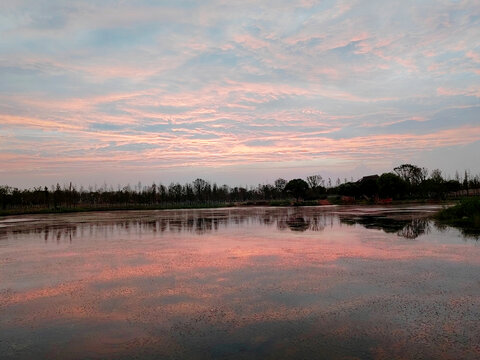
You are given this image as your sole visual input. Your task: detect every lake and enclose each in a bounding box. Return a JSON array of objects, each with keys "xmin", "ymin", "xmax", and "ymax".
[{"xmin": 1, "ymin": 205, "xmax": 479, "ymax": 359}]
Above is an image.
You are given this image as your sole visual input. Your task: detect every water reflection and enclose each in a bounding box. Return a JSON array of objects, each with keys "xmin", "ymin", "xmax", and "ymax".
[
  {"xmin": 1, "ymin": 206, "xmax": 480, "ymax": 359},
  {"xmin": 1, "ymin": 206, "xmax": 477, "ymax": 242},
  {"xmin": 284, "ymin": 216, "xmax": 311, "ymax": 232},
  {"xmin": 278, "ymin": 211, "xmax": 327, "ymax": 232},
  {"xmin": 434, "ymin": 220, "xmax": 480, "ymax": 240},
  {"xmin": 339, "ymin": 215, "xmax": 432, "ymax": 239},
  {"xmin": 1, "ymin": 208, "xmax": 334, "ymax": 242}
]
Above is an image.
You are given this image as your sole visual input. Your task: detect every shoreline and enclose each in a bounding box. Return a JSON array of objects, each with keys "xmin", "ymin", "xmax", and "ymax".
[{"xmin": 0, "ymin": 198, "xmax": 454, "ymax": 218}]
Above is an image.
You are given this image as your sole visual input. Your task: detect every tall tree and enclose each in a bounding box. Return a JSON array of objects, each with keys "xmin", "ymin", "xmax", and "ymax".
[
  {"xmin": 285, "ymin": 179, "xmax": 309, "ymax": 202},
  {"xmin": 274, "ymin": 178, "xmax": 287, "ymax": 193},
  {"xmin": 394, "ymin": 164, "xmax": 427, "ymax": 185},
  {"xmin": 306, "ymin": 175, "xmax": 323, "ymax": 189}
]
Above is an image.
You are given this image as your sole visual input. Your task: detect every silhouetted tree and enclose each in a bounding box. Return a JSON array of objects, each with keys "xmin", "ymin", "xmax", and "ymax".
[
  {"xmin": 463, "ymin": 170, "xmax": 470, "ymax": 192},
  {"xmin": 306, "ymin": 174, "xmax": 326, "ymax": 199},
  {"xmin": 285, "ymin": 179, "xmax": 309, "ymax": 202},
  {"xmin": 378, "ymin": 173, "xmax": 407, "ymax": 199},
  {"xmin": 336, "ymin": 182, "xmax": 359, "ymax": 197},
  {"xmin": 0, "ymin": 186, "xmax": 8, "ymax": 210},
  {"xmin": 358, "ymin": 175, "xmax": 379, "ymax": 198},
  {"xmin": 274, "ymin": 178, "xmax": 287, "ymax": 195},
  {"xmin": 2, "ymin": 165, "xmax": 479, "ymax": 213},
  {"xmin": 430, "ymin": 169, "xmax": 443, "ymax": 183},
  {"xmin": 306, "ymin": 175, "xmax": 323, "ymax": 189},
  {"xmin": 394, "ymin": 164, "xmax": 427, "ymax": 186}
]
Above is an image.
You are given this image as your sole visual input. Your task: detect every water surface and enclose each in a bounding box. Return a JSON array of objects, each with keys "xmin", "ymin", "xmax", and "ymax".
[{"xmin": 1, "ymin": 205, "xmax": 479, "ymax": 359}]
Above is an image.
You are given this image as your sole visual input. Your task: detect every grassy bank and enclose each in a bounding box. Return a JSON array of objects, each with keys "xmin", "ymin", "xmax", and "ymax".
[
  {"xmin": 435, "ymin": 197, "xmax": 480, "ymax": 229},
  {"xmin": 0, "ymin": 198, "xmax": 459, "ymax": 217},
  {"xmin": 0, "ymin": 198, "xmax": 340, "ymax": 217},
  {"xmin": 0, "ymin": 202, "xmax": 237, "ymax": 217}
]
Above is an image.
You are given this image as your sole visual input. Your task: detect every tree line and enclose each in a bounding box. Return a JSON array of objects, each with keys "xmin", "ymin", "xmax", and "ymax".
[
  {"xmin": 1, "ymin": 164, "xmax": 479, "ymax": 212},
  {"xmin": 335, "ymin": 165, "xmax": 479, "ymax": 200}
]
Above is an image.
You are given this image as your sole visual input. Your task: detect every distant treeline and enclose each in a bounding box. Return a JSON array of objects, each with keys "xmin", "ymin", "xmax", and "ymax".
[
  {"xmin": 1, "ymin": 164, "xmax": 479, "ymax": 213},
  {"xmin": 335, "ymin": 165, "xmax": 479, "ymax": 200}
]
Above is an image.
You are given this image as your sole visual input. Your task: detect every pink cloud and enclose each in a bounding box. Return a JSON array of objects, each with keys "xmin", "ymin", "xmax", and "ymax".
[{"xmin": 437, "ymin": 86, "xmax": 480, "ymax": 98}]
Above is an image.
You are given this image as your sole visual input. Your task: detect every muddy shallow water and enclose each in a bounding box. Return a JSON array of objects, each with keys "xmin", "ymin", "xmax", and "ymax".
[{"xmin": 0, "ymin": 205, "xmax": 479, "ymax": 359}]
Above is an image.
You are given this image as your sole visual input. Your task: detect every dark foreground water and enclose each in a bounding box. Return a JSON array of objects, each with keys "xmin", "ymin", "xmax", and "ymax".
[{"xmin": 0, "ymin": 205, "xmax": 479, "ymax": 359}]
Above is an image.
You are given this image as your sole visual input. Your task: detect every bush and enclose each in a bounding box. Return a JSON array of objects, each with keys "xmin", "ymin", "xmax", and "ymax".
[{"xmin": 436, "ymin": 198, "xmax": 480, "ymax": 228}]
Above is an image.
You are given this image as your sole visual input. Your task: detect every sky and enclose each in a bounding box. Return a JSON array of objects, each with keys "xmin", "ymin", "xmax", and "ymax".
[{"xmin": 1, "ymin": 0, "xmax": 480, "ymax": 188}]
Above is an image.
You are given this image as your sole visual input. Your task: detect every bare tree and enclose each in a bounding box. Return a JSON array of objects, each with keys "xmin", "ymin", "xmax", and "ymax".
[{"xmin": 306, "ymin": 175, "xmax": 323, "ymax": 189}]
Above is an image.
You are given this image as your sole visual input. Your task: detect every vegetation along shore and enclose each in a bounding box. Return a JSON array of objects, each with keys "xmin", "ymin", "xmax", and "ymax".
[
  {"xmin": 435, "ymin": 198, "xmax": 480, "ymax": 231},
  {"xmin": 1, "ymin": 164, "xmax": 479, "ymax": 217}
]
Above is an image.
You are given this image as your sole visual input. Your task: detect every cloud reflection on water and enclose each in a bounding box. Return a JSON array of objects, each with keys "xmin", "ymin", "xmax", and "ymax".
[
  {"xmin": 1, "ymin": 206, "xmax": 479, "ymax": 359},
  {"xmin": 1, "ymin": 205, "xmax": 474, "ymax": 242}
]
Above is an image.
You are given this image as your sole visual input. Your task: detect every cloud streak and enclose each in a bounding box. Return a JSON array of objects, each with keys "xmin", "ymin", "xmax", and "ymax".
[{"xmin": 1, "ymin": 0, "xmax": 479, "ymax": 186}]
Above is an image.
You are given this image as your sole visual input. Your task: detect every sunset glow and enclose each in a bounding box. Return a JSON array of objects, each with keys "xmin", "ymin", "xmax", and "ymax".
[
  {"xmin": 1, "ymin": 1, "xmax": 480, "ymax": 186},
  {"xmin": 1, "ymin": 207, "xmax": 479, "ymax": 359}
]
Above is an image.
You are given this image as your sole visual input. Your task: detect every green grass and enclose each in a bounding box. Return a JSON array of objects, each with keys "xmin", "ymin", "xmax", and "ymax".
[
  {"xmin": 268, "ymin": 200, "xmax": 292, "ymax": 206},
  {"xmin": 0, "ymin": 202, "xmax": 236, "ymax": 217},
  {"xmin": 435, "ymin": 197, "xmax": 480, "ymax": 229},
  {"xmin": 0, "ymin": 199, "xmax": 338, "ymax": 216},
  {"xmin": 1, "ymin": 198, "xmax": 463, "ymax": 217}
]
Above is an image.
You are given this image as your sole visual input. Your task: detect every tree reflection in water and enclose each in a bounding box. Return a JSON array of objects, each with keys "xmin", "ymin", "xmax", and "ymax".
[
  {"xmin": 397, "ymin": 218, "xmax": 430, "ymax": 239},
  {"xmin": 286, "ymin": 217, "xmax": 310, "ymax": 232},
  {"xmin": 1, "ymin": 207, "xmax": 477, "ymax": 242},
  {"xmin": 339, "ymin": 215, "xmax": 432, "ymax": 239},
  {"xmin": 434, "ymin": 219, "xmax": 480, "ymax": 240},
  {"xmin": 277, "ymin": 213, "xmax": 326, "ymax": 232}
]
